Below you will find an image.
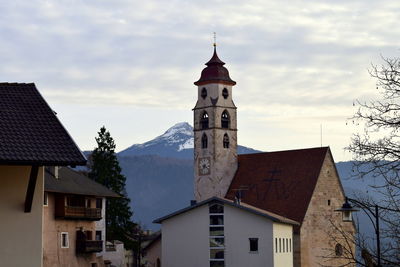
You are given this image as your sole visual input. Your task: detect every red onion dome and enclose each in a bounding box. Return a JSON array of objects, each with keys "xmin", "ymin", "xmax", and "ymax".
[{"xmin": 194, "ymin": 47, "xmax": 236, "ymax": 86}]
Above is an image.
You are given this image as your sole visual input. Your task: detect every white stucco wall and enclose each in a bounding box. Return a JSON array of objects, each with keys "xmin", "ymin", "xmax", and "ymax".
[
  {"xmin": 96, "ymin": 197, "xmax": 107, "ymax": 254},
  {"xmin": 161, "ymin": 205, "xmax": 209, "ymax": 267},
  {"xmin": 273, "ymin": 223, "xmax": 294, "ymax": 267},
  {"xmin": 0, "ymin": 165, "xmax": 44, "ymax": 267},
  {"xmin": 161, "ymin": 202, "xmax": 294, "ymax": 267},
  {"xmin": 224, "ymin": 205, "xmax": 274, "ymax": 267}
]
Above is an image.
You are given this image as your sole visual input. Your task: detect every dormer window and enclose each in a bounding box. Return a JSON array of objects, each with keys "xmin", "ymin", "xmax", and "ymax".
[
  {"xmin": 201, "ymin": 88, "xmax": 207, "ymax": 99},
  {"xmin": 223, "ymin": 134, "xmax": 229, "ymax": 148},
  {"xmin": 221, "ymin": 110, "xmax": 230, "ymax": 129},
  {"xmin": 201, "ymin": 112, "xmax": 209, "ymax": 129},
  {"xmin": 202, "ymin": 134, "xmax": 208, "ymax": 149},
  {"xmin": 222, "ymin": 88, "xmax": 229, "ymax": 99}
]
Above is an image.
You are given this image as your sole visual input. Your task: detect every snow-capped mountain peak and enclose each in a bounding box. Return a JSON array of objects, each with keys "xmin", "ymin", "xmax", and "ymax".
[
  {"xmin": 118, "ymin": 122, "xmax": 195, "ymax": 158},
  {"xmin": 118, "ymin": 122, "xmax": 260, "ymax": 159}
]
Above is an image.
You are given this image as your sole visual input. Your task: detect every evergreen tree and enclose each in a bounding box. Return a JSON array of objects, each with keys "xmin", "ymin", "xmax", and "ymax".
[{"xmin": 89, "ymin": 126, "xmax": 135, "ymax": 248}]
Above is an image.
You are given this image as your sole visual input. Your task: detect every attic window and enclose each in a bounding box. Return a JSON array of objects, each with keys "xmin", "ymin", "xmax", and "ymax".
[
  {"xmin": 201, "ymin": 88, "xmax": 207, "ymax": 99},
  {"xmin": 209, "ymin": 203, "xmax": 224, "ymax": 214}
]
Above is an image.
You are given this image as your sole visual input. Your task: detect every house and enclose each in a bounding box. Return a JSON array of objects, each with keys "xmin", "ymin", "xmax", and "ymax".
[
  {"xmin": 142, "ymin": 231, "xmax": 162, "ymax": 267},
  {"xmin": 0, "ymin": 83, "xmax": 87, "ymax": 267},
  {"xmin": 43, "ymin": 166, "xmax": 119, "ymax": 267},
  {"xmin": 156, "ymin": 46, "xmax": 356, "ymax": 267},
  {"xmin": 154, "ymin": 197, "xmax": 298, "ymax": 267}
]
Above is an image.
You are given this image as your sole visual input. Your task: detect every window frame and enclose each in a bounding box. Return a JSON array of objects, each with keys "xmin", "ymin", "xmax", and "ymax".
[
  {"xmin": 61, "ymin": 232, "xmax": 69, "ymax": 248},
  {"xmin": 43, "ymin": 192, "xmax": 48, "ymax": 206},
  {"xmin": 249, "ymin": 238, "xmax": 259, "ymax": 253}
]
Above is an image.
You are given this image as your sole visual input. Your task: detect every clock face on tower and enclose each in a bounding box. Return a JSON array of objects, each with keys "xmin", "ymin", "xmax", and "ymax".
[{"xmin": 199, "ymin": 157, "xmax": 210, "ymax": 175}]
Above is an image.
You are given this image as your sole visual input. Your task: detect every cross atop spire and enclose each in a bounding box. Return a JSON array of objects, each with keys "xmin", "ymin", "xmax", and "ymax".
[{"xmin": 213, "ymin": 32, "xmax": 217, "ymax": 47}]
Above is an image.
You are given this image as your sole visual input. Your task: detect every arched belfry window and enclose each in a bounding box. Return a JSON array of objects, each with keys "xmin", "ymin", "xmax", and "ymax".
[
  {"xmin": 223, "ymin": 134, "xmax": 229, "ymax": 148},
  {"xmin": 202, "ymin": 133, "xmax": 208, "ymax": 149},
  {"xmin": 200, "ymin": 112, "xmax": 209, "ymax": 129},
  {"xmin": 221, "ymin": 110, "xmax": 230, "ymax": 129}
]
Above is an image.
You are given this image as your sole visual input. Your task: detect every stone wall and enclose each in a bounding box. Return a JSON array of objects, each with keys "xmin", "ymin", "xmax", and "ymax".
[{"xmin": 298, "ymin": 152, "xmax": 356, "ymax": 267}]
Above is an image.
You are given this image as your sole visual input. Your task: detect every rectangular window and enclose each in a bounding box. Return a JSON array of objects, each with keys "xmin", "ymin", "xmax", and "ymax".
[
  {"xmin": 275, "ymin": 238, "xmax": 278, "ymax": 253},
  {"xmin": 43, "ymin": 192, "xmax": 48, "ymax": 206},
  {"xmin": 95, "ymin": 231, "xmax": 102, "ymax": 241},
  {"xmin": 96, "ymin": 198, "xmax": 103, "ymax": 209},
  {"xmin": 289, "ymin": 238, "xmax": 292, "ymax": 252},
  {"xmin": 249, "ymin": 238, "xmax": 258, "ymax": 252},
  {"xmin": 210, "ymin": 249, "xmax": 224, "ymax": 259},
  {"xmin": 210, "ymin": 261, "xmax": 224, "ymax": 267},
  {"xmin": 210, "ymin": 227, "xmax": 224, "ymax": 237},
  {"xmin": 61, "ymin": 232, "xmax": 69, "ymax": 248},
  {"xmin": 210, "ymin": 215, "xmax": 224, "ymax": 226},
  {"xmin": 85, "ymin": 198, "xmax": 91, "ymax": 208},
  {"xmin": 286, "ymin": 239, "xmax": 288, "ymax": 253},
  {"xmin": 210, "ymin": 238, "xmax": 224, "ymax": 248},
  {"xmin": 279, "ymin": 238, "xmax": 281, "ymax": 253}
]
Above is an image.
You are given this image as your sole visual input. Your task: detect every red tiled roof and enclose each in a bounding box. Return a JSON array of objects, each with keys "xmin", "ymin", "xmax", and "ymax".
[
  {"xmin": 226, "ymin": 147, "xmax": 329, "ymax": 228},
  {"xmin": 0, "ymin": 83, "xmax": 86, "ymax": 166},
  {"xmin": 194, "ymin": 47, "xmax": 236, "ymax": 86}
]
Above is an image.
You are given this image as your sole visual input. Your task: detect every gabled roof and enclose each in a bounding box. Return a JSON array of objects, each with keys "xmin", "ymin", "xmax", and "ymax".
[
  {"xmin": 153, "ymin": 196, "xmax": 299, "ymax": 225},
  {"xmin": 226, "ymin": 147, "xmax": 329, "ymax": 227},
  {"xmin": 0, "ymin": 83, "xmax": 86, "ymax": 166},
  {"xmin": 45, "ymin": 167, "xmax": 120, "ymax": 198}
]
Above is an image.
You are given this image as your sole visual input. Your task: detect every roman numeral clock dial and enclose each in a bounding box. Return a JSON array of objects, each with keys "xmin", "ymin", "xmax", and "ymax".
[{"xmin": 199, "ymin": 157, "xmax": 210, "ymax": 175}]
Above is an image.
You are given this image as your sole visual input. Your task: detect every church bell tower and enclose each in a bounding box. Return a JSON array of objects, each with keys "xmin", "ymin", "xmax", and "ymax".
[{"xmin": 193, "ymin": 46, "xmax": 238, "ymax": 201}]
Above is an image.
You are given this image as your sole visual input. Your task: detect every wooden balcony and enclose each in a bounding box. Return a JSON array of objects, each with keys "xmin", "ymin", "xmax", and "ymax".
[
  {"xmin": 56, "ymin": 206, "xmax": 102, "ymax": 220},
  {"xmin": 76, "ymin": 240, "xmax": 103, "ymax": 253}
]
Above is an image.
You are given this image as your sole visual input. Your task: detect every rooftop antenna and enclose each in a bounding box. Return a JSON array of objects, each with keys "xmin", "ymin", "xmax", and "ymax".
[
  {"xmin": 320, "ymin": 124, "xmax": 322, "ymax": 147},
  {"xmin": 213, "ymin": 32, "xmax": 217, "ymax": 47}
]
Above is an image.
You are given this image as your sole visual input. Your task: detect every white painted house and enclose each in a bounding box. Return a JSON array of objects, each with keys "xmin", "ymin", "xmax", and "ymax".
[{"xmin": 154, "ymin": 197, "xmax": 298, "ymax": 267}]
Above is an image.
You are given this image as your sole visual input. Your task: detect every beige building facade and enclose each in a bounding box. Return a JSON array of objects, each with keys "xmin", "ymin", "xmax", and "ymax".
[{"xmin": 0, "ymin": 165, "xmax": 44, "ymax": 267}]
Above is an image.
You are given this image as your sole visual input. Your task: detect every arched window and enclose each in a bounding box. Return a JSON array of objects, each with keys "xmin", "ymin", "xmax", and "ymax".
[
  {"xmin": 335, "ymin": 243, "xmax": 343, "ymax": 256},
  {"xmin": 201, "ymin": 88, "xmax": 207, "ymax": 99},
  {"xmin": 223, "ymin": 134, "xmax": 229, "ymax": 148},
  {"xmin": 221, "ymin": 110, "xmax": 230, "ymax": 129},
  {"xmin": 202, "ymin": 134, "xmax": 208, "ymax": 149},
  {"xmin": 222, "ymin": 88, "xmax": 229, "ymax": 99},
  {"xmin": 200, "ymin": 112, "xmax": 209, "ymax": 129}
]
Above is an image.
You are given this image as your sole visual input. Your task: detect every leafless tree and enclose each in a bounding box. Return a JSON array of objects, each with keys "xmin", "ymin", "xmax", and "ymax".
[{"xmin": 345, "ymin": 55, "xmax": 400, "ymax": 266}]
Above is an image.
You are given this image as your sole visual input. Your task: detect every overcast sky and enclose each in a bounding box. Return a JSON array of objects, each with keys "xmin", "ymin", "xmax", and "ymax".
[{"xmin": 2, "ymin": 0, "xmax": 399, "ymax": 161}]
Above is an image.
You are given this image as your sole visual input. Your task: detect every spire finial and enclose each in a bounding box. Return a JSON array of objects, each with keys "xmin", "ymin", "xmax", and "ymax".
[{"xmin": 213, "ymin": 32, "xmax": 216, "ymax": 47}]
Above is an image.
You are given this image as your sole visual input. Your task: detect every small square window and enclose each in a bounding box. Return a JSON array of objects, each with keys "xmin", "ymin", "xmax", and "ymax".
[
  {"xmin": 249, "ymin": 238, "xmax": 258, "ymax": 252},
  {"xmin": 61, "ymin": 232, "xmax": 69, "ymax": 248},
  {"xmin": 210, "ymin": 238, "xmax": 224, "ymax": 248},
  {"xmin": 210, "ymin": 227, "xmax": 224, "ymax": 237}
]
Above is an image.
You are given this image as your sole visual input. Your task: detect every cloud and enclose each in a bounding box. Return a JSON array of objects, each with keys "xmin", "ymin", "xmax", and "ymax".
[{"xmin": 1, "ymin": 0, "xmax": 399, "ymax": 160}]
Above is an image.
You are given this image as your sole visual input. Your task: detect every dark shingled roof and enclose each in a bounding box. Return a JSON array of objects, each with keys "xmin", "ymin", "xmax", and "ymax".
[
  {"xmin": 153, "ymin": 196, "xmax": 299, "ymax": 225},
  {"xmin": 226, "ymin": 147, "xmax": 329, "ymax": 230},
  {"xmin": 45, "ymin": 167, "xmax": 120, "ymax": 198},
  {"xmin": 194, "ymin": 47, "xmax": 236, "ymax": 86},
  {"xmin": 0, "ymin": 83, "xmax": 86, "ymax": 165}
]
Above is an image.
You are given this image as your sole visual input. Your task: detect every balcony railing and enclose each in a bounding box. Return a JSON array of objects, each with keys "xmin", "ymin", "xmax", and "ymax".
[
  {"xmin": 61, "ymin": 206, "xmax": 102, "ymax": 220},
  {"xmin": 76, "ymin": 240, "xmax": 103, "ymax": 253}
]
